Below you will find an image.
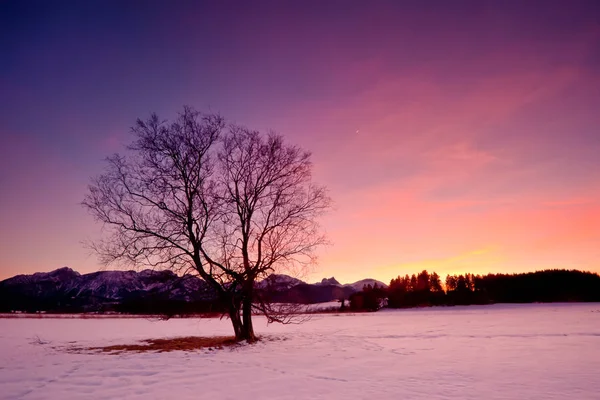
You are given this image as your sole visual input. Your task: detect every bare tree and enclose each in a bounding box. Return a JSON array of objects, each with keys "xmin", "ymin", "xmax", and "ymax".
[{"xmin": 83, "ymin": 107, "xmax": 331, "ymax": 342}]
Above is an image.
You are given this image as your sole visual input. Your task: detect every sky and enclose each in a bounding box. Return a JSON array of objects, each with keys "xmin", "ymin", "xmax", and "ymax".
[{"xmin": 1, "ymin": 0, "xmax": 599, "ymax": 284}]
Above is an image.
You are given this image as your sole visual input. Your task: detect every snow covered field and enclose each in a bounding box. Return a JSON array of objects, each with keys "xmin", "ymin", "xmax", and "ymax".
[{"xmin": 1, "ymin": 303, "xmax": 599, "ymax": 399}]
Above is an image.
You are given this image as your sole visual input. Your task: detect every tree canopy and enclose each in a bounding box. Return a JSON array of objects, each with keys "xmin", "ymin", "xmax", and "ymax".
[{"xmin": 83, "ymin": 107, "xmax": 331, "ymax": 341}]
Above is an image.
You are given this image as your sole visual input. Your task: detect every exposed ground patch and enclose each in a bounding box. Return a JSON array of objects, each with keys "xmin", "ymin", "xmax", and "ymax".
[{"xmin": 69, "ymin": 336, "xmax": 240, "ymax": 354}]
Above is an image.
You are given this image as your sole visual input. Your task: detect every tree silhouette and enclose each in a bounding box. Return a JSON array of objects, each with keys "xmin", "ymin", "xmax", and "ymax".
[
  {"xmin": 83, "ymin": 107, "xmax": 331, "ymax": 341},
  {"xmin": 445, "ymin": 275, "xmax": 457, "ymax": 292},
  {"xmin": 417, "ymin": 270, "xmax": 430, "ymax": 292},
  {"xmin": 350, "ymin": 283, "xmax": 386, "ymax": 311},
  {"xmin": 429, "ymin": 272, "xmax": 443, "ymax": 292},
  {"xmin": 386, "ymin": 269, "xmax": 600, "ymax": 308}
]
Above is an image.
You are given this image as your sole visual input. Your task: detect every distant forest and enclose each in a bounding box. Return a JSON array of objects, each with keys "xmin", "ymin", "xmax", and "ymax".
[{"xmin": 349, "ymin": 269, "xmax": 600, "ymax": 311}]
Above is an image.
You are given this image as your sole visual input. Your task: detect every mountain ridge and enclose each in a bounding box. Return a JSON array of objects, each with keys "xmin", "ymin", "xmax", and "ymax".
[{"xmin": 0, "ymin": 268, "xmax": 387, "ymax": 313}]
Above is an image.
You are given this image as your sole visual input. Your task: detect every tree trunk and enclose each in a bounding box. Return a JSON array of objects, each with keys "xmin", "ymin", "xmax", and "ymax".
[
  {"xmin": 228, "ymin": 304, "xmax": 243, "ymax": 340},
  {"xmin": 226, "ymin": 285, "xmax": 256, "ymax": 343},
  {"xmin": 241, "ymin": 296, "xmax": 256, "ymax": 342},
  {"xmin": 227, "ymin": 301, "xmax": 256, "ymax": 342}
]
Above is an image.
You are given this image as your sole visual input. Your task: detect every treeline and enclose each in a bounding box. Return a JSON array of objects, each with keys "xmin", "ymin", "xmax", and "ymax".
[
  {"xmin": 0, "ymin": 291, "xmax": 226, "ymax": 316},
  {"xmin": 349, "ymin": 269, "xmax": 600, "ymax": 311}
]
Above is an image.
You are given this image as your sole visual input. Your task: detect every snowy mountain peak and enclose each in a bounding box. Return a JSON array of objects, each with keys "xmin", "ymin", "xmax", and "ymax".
[
  {"xmin": 33, "ymin": 267, "xmax": 81, "ymax": 280},
  {"xmin": 3, "ymin": 266, "xmax": 81, "ymax": 286},
  {"xmin": 0, "ymin": 268, "xmax": 216, "ymax": 312},
  {"xmin": 345, "ymin": 279, "xmax": 388, "ymax": 291},
  {"xmin": 255, "ymin": 274, "xmax": 303, "ymax": 290},
  {"xmin": 319, "ymin": 277, "xmax": 341, "ymax": 286}
]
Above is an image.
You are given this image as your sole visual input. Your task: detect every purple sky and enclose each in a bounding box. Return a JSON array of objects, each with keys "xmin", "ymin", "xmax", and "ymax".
[{"xmin": 1, "ymin": 1, "xmax": 600, "ymax": 283}]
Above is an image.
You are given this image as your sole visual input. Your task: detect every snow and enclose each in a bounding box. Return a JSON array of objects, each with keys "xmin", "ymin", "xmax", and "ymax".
[
  {"xmin": 1, "ymin": 303, "xmax": 599, "ymax": 399},
  {"xmin": 305, "ymin": 301, "xmax": 342, "ymax": 311}
]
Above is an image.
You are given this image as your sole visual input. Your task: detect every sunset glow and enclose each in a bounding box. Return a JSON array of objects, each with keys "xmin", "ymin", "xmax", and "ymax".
[{"xmin": 1, "ymin": 1, "xmax": 599, "ymax": 284}]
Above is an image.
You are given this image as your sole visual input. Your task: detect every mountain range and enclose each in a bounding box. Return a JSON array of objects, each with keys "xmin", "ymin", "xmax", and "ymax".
[{"xmin": 0, "ymin": 267, "xmax": 387, "ymax": 313}]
